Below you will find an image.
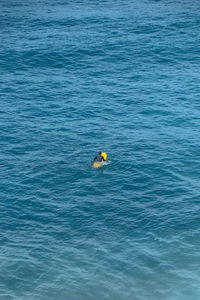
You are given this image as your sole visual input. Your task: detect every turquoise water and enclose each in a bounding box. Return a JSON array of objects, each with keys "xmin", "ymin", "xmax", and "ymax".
[{"xmin": 1, "ymin": 0, "xmax": 200, "ymax": 299}]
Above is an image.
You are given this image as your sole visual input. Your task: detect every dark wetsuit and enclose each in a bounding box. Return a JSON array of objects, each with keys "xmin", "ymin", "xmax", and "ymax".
[{"xmin": 94, "ymin": 155, "xmax": 105, "ymax": 162}]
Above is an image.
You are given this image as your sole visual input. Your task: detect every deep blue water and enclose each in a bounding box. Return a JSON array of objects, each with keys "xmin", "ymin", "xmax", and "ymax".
[{"xmin": 1, "ymin": 0, "xmax": 200, "ymax": 299}]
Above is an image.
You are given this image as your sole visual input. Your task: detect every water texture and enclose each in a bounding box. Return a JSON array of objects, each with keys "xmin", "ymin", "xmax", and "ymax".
[{"xmin": 0, "ymin": 0, "xmax": 200, "ymax": 299}]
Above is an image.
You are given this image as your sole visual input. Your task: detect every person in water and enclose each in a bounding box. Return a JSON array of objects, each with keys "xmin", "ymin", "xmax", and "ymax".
[{"xmin": 94, "ymin": 152, "xmax": 107, "ymax": 162}]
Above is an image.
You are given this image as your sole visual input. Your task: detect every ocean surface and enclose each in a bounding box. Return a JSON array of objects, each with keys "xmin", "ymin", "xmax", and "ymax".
[{"xmin": 1, "ymin": 0, "xmax": 200, "ymax": 299}]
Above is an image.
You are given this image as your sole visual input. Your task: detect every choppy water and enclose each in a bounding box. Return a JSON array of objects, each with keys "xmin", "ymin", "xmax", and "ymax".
[{"xmin": 1, "ymin": 0, "xmax": 200, "ymax": 299}]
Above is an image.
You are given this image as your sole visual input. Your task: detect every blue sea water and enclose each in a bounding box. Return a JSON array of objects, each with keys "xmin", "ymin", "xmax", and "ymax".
[{"xmin": 1, "ymin": 0, "xmax": 200, "ymax": 299}]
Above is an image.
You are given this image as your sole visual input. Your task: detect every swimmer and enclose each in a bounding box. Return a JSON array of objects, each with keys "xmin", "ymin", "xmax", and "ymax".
[{"xmin": 94, "ymin": 152, "xmax": 107, "ymax": 162}]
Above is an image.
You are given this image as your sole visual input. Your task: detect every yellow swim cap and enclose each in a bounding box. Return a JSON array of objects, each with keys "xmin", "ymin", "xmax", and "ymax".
[{"xmin": 101, "ymin": 152, "xmax": 107, "ymax": 160}]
